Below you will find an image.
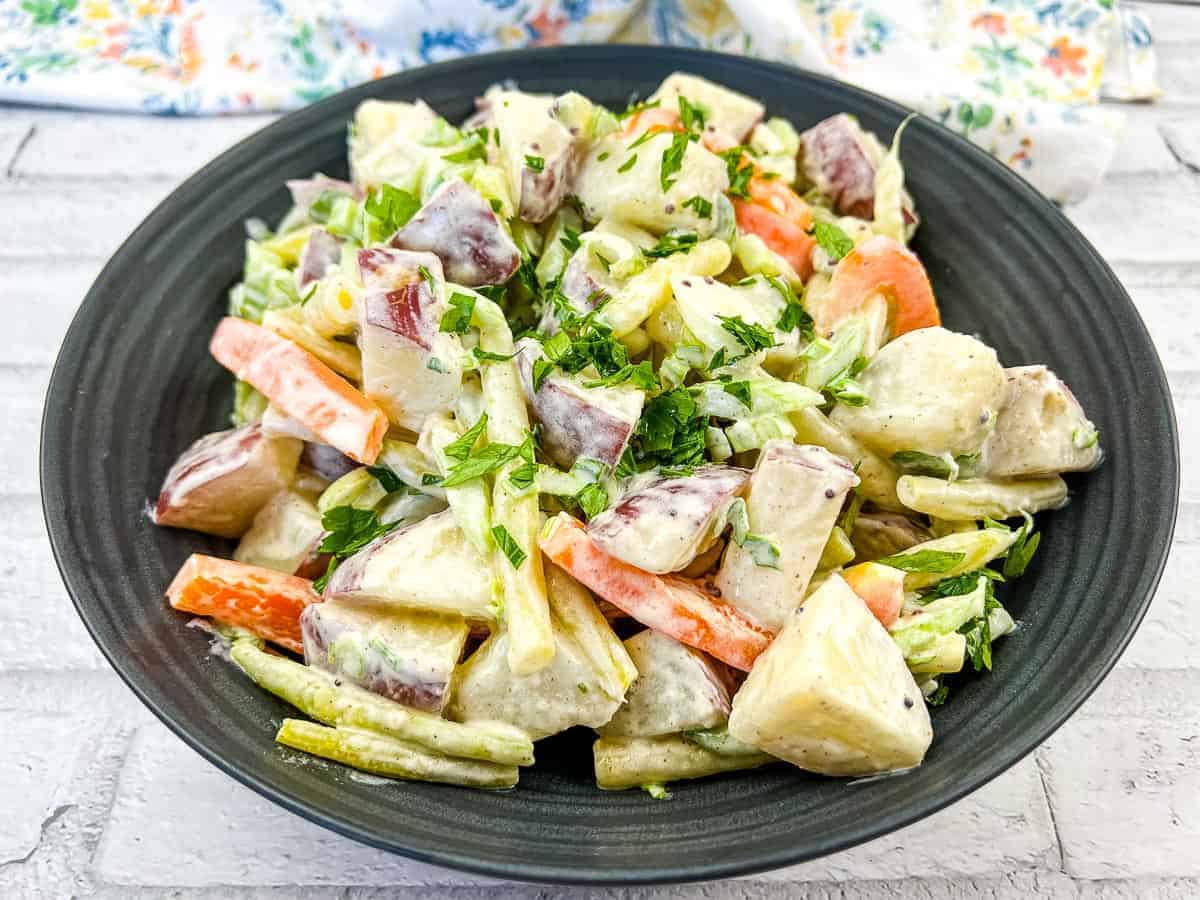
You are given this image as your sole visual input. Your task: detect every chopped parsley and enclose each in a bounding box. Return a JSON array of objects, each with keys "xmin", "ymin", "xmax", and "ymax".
[
  {"xmin": 877, "ymin": 549, "xmax": 966, "ymax": 574},
  {"xmin": 313, "ymin": 507, "xmax": 400, "ymax": 592},
  {"xmin": 682, "ymin": 195, "xmax": 713, "ymax": 218},
  {"xmin": 678, "ymin": 95, "xmax": 707, "ymax": 133},
  {"xmin": 471, "ymin": 347, "xmax": 519, "ymax": 363},
  {"xmin": 718, "ymin": 147, "xmax": 754, "ymax": 199},
  {"xmin": 583, "ymin": 360, "xmax": 659, "ymax": 391},
  {"xmin": 618, "ymin": 96, "xmax": 661, "ymax": 119},
  {"xmin": 366, "ymin": 465, "xmax": 405, "ymax": 494},
  {"xmin": 442, "ymin": 139, "xmax": 487, "ymax": 164},
  {"xmin": 524, "ymin": 154, "xmax": 545, "ymax": 173},
  {"xmin": 660, "ymin": 132, "xmax": 691, "ymax": 192},
  {"xmin": 439, "ymin": 291, "xmax": 476, "ymax": 334},
  {"xmin": 1003, "ymin": 519, "xmax": 1041, "ymax": 578},
  {"xmin": 491, "ymin": 524, "xmax": 527, "ymax": 569},
  {"xmin": 507, "ymin": 435, "xmax": 538, "ymax": 491},
  {"xmin": 722, "ymin": 380, "xmax": 753, "ymax": 408},
  {"xmin": 617, "ymin": 154, "xmax": 638, "ymax": 173},
  {"xmin": 626, "ymin": 129, "xmax": 659, "ymax": 151},
  {"xmin": 364, "ymin": 184, "xmax": 420, "ymax": 234},
  {"xmin": 443, "ymin": 414, "xmax": 489, "ymax": 462},
  {"xmin": 625, "ymin": 388, "xmax": 708, "ymax": 472},
  {"xmin": 597, "ymin": 151, "xmax": 610, "ymax": 162},
  {"xmin": 642, "ymin": 231, "xmax": 698, "ymax": 259},
  {"xmin": 417, "ymin": 265, "xmax": 437, "ymax": 290},
  {"xmin": 559, "ymin": 227, "xmax": 582, "ymax": 255},
  {"xmin": 717, "ymin": 315, "xmax": 777, "ymax": 359},
  {"xmin": 825, "ymin": 357, "xmax": 869, "ymax": 407},
  {"xmin": 767, "ymin": 275, "xmax": 814, "ymax": 339},
  {"xmin": 811, "ymin": 221, "xmax": 855, "ymax": 262},
  {"xmin": 442, "ymin": 442, "xmax": 523, "ymax": 487},
  {"xmin": 576, "ymin": 482, "xmax": 609, "ymax": 519}
]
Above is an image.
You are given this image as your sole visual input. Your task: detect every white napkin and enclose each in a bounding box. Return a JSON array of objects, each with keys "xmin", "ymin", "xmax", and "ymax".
[{"xmin": 0, "ymin": 0, "xmax": 1159, "ymax": 202}]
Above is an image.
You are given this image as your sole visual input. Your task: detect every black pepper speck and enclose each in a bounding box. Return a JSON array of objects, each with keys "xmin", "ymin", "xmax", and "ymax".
[
  {"xmin": 904, "ymin": 697, "xmax": 914, "ymax": 709},
  {"xmin": 824, "ymin": 488, "xmax": 836, "ymax": 498},
  {"xmin": 681, "ymin": 278, "xmax": 692, "ymax": 287},
  {"xmin": 664, "ymin": 203, "xmax": 676, "ymax": 213}
]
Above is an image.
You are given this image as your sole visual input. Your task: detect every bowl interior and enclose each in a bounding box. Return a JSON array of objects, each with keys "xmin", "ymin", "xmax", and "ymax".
[{"xmin": 41, "ymin": 46, "xmax": 1178, "ymax": 884}]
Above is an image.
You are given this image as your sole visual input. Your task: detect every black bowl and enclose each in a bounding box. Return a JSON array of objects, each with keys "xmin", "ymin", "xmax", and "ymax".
[{"xmin": 41, "ymin": 46, "xmax": 1178, "ymax": 884}]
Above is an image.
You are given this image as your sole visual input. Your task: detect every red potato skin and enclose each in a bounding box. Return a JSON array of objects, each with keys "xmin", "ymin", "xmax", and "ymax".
[
  {"xmin": 540, "ymin": 515, "xmax": 773, "ymax": 671},
  {"xmin": 209, "ymin": 317, "xmax": 388, "ymax": 464},
  {"xmin": 799, "ymin": 114, "xmax": 917, "ymax": 226},
  {"xmin": 153, "ymin": 423, "xmax": 301, "ymax": 538},
  {"xmin": 166, "ymin": 554, "xmax": 319, "ymax": 653},
  {"xmin": 387, "ymin": 178, "xmax": 520, "ymax": 287}
]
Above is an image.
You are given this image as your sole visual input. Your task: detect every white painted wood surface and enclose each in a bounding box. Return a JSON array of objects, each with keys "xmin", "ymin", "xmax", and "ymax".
[{"xmin": 4, "ymin": 10, "xmax": 1199, "ymax": 896}]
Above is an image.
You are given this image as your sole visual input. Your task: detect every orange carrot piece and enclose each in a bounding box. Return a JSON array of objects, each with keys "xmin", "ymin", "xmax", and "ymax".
[
  {"xmin": 539, "ymin": 514, "xmax": 773, "ymax": 671},
  {"xmin": 820, "ymin": 235, "xmax": 940, "ymax": 338},
  {"xmin": 209, "ymin": 317, "xmax": 387, "ymax": 464},
  {"xmin": 622, "ymin": 106, "xmax": 683, "ymax": 138},
  {"xmin": 733, "ymin": 200, "xmax": 815, "ymax": 281},
  {"xmin": 843, "ymin": 561, "xmax": 905, "ymax": 628},
  {"xmin": 747, "ymin": 177, "xmax": 813, "ymax": 229},
  {"xmin": 166, "ymin": 553, "xmax": 318, "ymax": 653}
]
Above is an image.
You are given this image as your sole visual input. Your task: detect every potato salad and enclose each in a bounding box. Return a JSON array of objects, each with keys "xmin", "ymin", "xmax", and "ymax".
[{"xmin": 152, "ymin": 73, "xmax": 1103, "ymax": 794}]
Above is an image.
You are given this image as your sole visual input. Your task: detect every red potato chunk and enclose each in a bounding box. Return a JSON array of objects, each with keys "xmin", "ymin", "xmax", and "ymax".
[
  {"xmin": 285, "ymin": 174, "xmax": 360, "ymax": 209},
  {"xmin": 300, "ymin": 600, "xmax": 468, "ymax": 713},
  {"xmin": 800, "ymin": 114, "xmax": 917, "ymax": 225},
  {"xmin": 153, "ymin": 423, "xmax": 302, "ymax": 538},
  {"xmin": 296, "ymin": 227, "xmax": 342, "ymax": 288},
  {"xmin": 588, "ymin": 465, "xmax": 750, "ymax": 574},
  {"xmin": 514, "ymin": 339, "xmax": 643, "ymax": 471},
  {"xmin": 388, "ymin": 178, "xmax": 520, "ymax": 287},
  {"xmin": 357, "ymin": 248, "xmax": 463, "ymax": 432}
]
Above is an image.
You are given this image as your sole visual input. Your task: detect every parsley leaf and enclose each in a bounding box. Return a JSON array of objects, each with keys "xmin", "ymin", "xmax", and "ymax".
[
  {"xmin": 618, "ymin": 97, "xmax": 660, "ymax": 119},
  {"xmin": 717, "ymin": 315, "xmax": 777, "ymax": 358},
  {"xmin": 597, "ymin": 151, "xmax": 610, "ymax": 161},
  {"xmin": 707, "ymin": 347, "xmax": 727, "ymax": 371},
  {"xmin": 678, "ymin": 95, "xmax": 707, "ymax": 133},
  {"xmin": 313, "ymin": 506, "xmax": 399, "ymax": 592},
  {"xmin": 366, "ymin": 465, "xmax": 404, "ymax": 494},
  {"xmin": 626, "ymin": 129, "xmax": 658, "ymax": 151},
  {"xmin": 642, "ymin": 231, "xmax": 698, "ymax": 259},
  {"xmin": 890, "ymin": 451, "xmax": 980, "ymax": 479},
  {"xmin": 442, "ymin": 138, "xmax": 487, "ymax": 164},
  {"xmin": 682, "ymin": 195, "xmax": 713, "ymax": 218},
  {"xmin": 767, "ymin": 275, "xmax": 814, "ymax": 338},
  {"xmin": 364, "ymin": 184, "xmax": 420, "ymax": 234},
  {"xmin": 439, "ymin": 291, "xmax": 476, "ymax": 334},
  {"xmin": 524, "ymin": 154, "xmax": 545, "ymax": 173},
  {"xmin": 660, "ymin": 132, "xmax": 690, "ymax": 192},
  {"xmin": 576, "ymin": 482, "xmax": 609, "ymax": 519},
  {"xmin": 472, "ymin": 347, "xmax": 518, "ymax": 363},
  {"xmin": 927, "ymin": 684, "xmax": 950, "ymax": 706},
  {"xmin": 627, "ymin": 388, "xmax": 708, "ymax": 471},
  {"xmin": 920, "ymin": 569, "xmax": 1003, "ymax": 602},
  {"xmin": 508, "ymin": 435, "xmax": 538, "ymax": 491},
  {"xmin": 418, "ymin": 265, "xmax": 437, "ymax": 290},
  {"xmin": 442, "ymin": 442, "xmax": 523, "ymax": 487},
  {"xmin": 1003, "ymin": 520, "xmax": 1041, "ymax": 578},
  {"xmin": 718, "ymin": 148, "xmax": 754, "ymax": 199},
  {"xmin": 810, "ymin": 221, "xmax": 855, "ymax": 262},
  {"xmin": 584, "ymin": 360, "xmax": 658, "ymax": 391},
  {"xmin": 491, "ymin": 524, "xmax": 527, "ymax": 569},
  {"xmin": 877, "ymin": 549, "xmax": 967, "ymax": 573},
  {"xmin": 443, "ymin": 414, "xmax": 489, "ymax": 462},
  {"xmin": 826, "ymin": 357, "xmax": 870, "ymax": 407},
  {"xmin": 559, "ymin": 227, "xmax": 582, "ymax": 254},
  {"xmin": 617, "ymin": 154, "xmax": 637, "ymax": 173},
  {"xmin": 723, "ymin": 380, "xmax": 753, "ymax": 408}
]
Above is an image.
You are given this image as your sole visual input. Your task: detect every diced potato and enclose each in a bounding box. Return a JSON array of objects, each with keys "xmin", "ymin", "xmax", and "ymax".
[
  {"xmin": 981, "ymin": 365, "xmax": 1102, "ymax": 477},
  {"xmin": 728, "ymin": 574, "xmax": 932, "ymax": 777},
  {"xmin": 649, "ymin": 73, "xmax": 765, "ymax": 142},
  {"xmin": 234, "ymin": 490, "xmax": 325, "ymax": 575},
  {"xmin": 574, "ymin": 132, "xmax": 728, "ymax": 236},
  {"xmin": 322, "ymin": 509, "xmax": 495, "ymax": 620},
  {"xmin": 388, "ymin": 178, "xmax": 520, "ymax": 287},
  {"xmin": 830, "ymin": 327, "xmax": 1004, "ymax": 458},
  {"xmin": 447, "ymin": 566, "xmax": 636, "ymax": 740},
  {"xmin": 357, "ymin": 248, "xmax": 463, "ymax": 432},
  {"xmin": 799, "ymin": 113, "xmax": 916, "ymax": 225},
  {"xmin": 715, "ymin": 442, "xmax": 858, "ymax": 632},
  {"xmin": 789, "ymin": 406, "xmax": 902, "ymax": 510},
  {"xmin": 300, "ymin": 600, "xmax": 468, "ymax": 713},
  {"xmin": 897, "ymin": 475, "xmax": 1069, "ymax": 521},
  {"xmin": 598, "ymin": 630, "xmax": 731, "ymax": 738},
  {"xmin": 490, "ymin": 90, "xmax": 577, "ymax": 223},
  {"xmin": 599, "ymin": 239, "xmax": 732, "ymax": 338},
  {"xmin": 588, "ymin": 465, "xmax": 750, "ymax": 574},
  {"xmin": 153, "ymin": 424, "xmax": 302, "ymax": 538}
]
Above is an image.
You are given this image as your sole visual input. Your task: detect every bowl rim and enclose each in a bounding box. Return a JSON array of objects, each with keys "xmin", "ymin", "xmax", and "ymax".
[{"xmin": 40, "ymin": 43, "xmax": 1180, "ymax": 885}]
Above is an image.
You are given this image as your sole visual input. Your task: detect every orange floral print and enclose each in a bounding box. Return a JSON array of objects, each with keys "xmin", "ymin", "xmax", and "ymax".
[
  {"xmin": 971, "ymin": 13, "xmax": 1006, "ymax": 36},
  {"xmin": 1042, "ymin": 36, "xmax": 1086, "ymax": 78}
]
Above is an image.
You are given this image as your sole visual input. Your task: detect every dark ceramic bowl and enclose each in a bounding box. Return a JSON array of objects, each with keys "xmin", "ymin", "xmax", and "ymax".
[{"xmin": 41, "ymin": 46, "xmax": 1178, "ymax": 884}]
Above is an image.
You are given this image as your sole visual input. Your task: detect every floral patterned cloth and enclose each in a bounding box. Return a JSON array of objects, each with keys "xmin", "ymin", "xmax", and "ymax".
[{"xmin": 0, "ymin": 0, "xmax": 1159, "ymax": 202}]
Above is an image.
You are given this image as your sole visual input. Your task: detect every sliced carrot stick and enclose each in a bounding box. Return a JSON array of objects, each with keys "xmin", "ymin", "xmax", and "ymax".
[
  {"xmin": 210, "ymin": 317, "xmax": 387, "ymax": 464},
  {"xmin": 842, "ymin": 561, "xmax": 905, "ymax": 628},
  {"xmin": 539, "ymin": 514, "xmax": 773, "ymax": 671},
  {"xmin": 733, "ymin": 200, "xmax": 815, "ymax": 281},
  {"xmin": 622, "ymin": 106, "xmax": 683, "ymax": 138},
  {"xmin": 819, "ymin": 235, "xmax": 940, "ymax": 338},
  {"xmin": 747, "ymin": 177, "xmax": 813, "ymax": 229},
  {"xmin": 166, "ymin": 553, "xmax": 318, "ymax": 653}
]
